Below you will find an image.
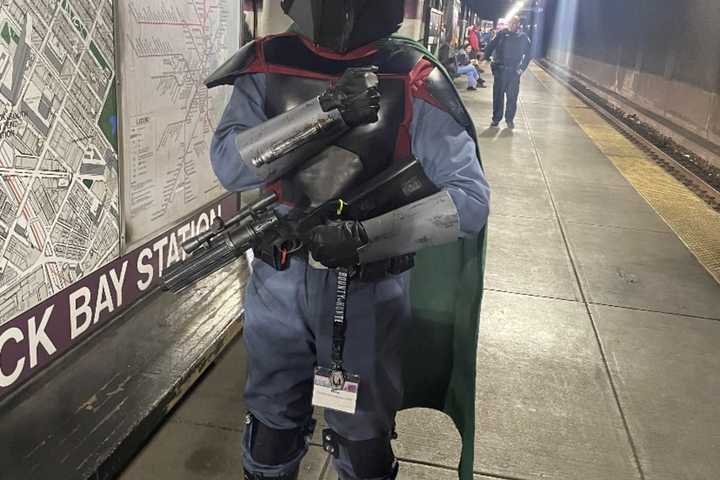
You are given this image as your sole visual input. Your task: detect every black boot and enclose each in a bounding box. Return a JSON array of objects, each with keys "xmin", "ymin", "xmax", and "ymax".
[
  {"xmin": 243, "ymin": 466, "xmax": 299, "ymax": 479},
  {"xmin": 331, "ymin": 462, "xmax": 399, "ymax": 480},
  {"xmin": 323, "ymin": 428, "xmax": 400, "ymax": 480},
  {"xmin": 242, "ymin": 413, "xmax": 313, "ymax": 480},
  {"xmin": 386, "ymin": 461, "xmax": 400, "ymax": 479}
]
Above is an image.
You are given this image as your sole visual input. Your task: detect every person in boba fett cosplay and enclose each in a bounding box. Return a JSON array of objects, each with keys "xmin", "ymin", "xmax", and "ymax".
[{"xmin": 206, "ymin": 1, "xmax": 490, "ymax": 479}]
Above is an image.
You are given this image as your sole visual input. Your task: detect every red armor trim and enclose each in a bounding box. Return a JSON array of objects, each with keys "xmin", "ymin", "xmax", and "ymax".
[
  {"xmin": 297, "ymin": 35, "xmax": 380, "ymax": 60},
  {"xmin": 234, "ymin": 36, "xmax": 451, "ymax": 161},
  {"xmin": 239, "ymin": 35, "xmax": 340, "ymax": 82},
  {"xmin": 393, "ymin": 59, "xmax": 450, "ymax": 160},
  {"xmin": 239, "ymin": 34, "xmax": 385, "ymax": 82},
  {"xmin": 409, "ymin": 59, "xmax": 446, "ymax": 111}
]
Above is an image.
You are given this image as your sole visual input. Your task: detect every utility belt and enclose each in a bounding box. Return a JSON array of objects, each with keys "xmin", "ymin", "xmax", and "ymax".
[
  {"xmin": 253, "ymin": 242, "xmax": 414, "ymax": 282},
  {"xmin": 490, "ymin": 62, "xmax": 505, "ymax": 74},
  {"xmin": 491, "ymin": 62, "xmax": 521, "ymax": 74}
]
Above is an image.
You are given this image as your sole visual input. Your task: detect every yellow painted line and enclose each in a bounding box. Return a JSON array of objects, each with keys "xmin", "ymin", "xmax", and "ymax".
[
  {"xmin": 530, "ymin": 65, "xmax": 720, "ymax": 284},
  {"xmin": 575, "ymin": 124, "xmax": 645, "ymax": 158}
]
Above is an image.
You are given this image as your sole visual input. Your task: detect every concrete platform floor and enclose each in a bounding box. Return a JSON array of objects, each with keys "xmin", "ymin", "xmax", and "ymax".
[{"xmin": 120, "ymin": 65, "xmax": 720, "ymax": 480}]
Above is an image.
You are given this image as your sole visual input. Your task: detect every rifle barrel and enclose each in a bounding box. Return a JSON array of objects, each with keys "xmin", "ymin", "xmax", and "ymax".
[{"xmin": 182, "ymin": 193, "xmax": 278, "ymax": 254}]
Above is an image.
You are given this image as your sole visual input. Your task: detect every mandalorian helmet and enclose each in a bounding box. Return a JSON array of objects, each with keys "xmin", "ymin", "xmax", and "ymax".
[{"xmin": 281, "ymin": 0, "xmax": 405, "ymax": 53}]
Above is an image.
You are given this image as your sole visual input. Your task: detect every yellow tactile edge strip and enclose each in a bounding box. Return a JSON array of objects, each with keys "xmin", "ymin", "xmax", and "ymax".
[{"xmin": 529, "ymin": 65, "xmax": 720, "ymax": 285}]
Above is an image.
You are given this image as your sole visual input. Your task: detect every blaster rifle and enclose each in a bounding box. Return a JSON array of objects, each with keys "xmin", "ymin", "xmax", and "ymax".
[{"xmin": 160, "ymin": 158, "xmax": 438, "ymax": 293}]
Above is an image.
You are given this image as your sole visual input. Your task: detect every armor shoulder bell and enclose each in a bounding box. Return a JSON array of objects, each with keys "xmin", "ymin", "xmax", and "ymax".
[{"xmin": 205, "ymin": 40, "xmax": 259, "ymax": 89}]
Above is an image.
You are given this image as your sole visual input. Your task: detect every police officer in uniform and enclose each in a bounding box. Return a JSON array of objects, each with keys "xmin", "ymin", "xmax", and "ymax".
[
  {"xmin": 484, "ymin": 16, "xmax": 531, "ymax": 128},
  {"xmin": 206, "ymin": 1, "xmax": 490, "ymax": 478}
]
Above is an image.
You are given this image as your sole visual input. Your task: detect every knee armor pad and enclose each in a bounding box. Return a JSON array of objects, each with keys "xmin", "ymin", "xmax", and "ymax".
[
  {"xmin": 246, "ymin": 414, "xmax": 314, "ymax": 467},
  {"xmin": 322, "ymin": 428, "xmax": 398, "ymax": 479}
]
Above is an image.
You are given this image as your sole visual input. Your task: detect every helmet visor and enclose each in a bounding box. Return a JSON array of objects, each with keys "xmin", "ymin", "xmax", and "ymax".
[{"xmin": 283, "ymin": 0, "xmax": 403, "ymax": 53}]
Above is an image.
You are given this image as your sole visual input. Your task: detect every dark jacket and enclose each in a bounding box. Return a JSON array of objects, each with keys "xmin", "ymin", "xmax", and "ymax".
[
  {"xmin": 438, "ymin": 42, "xmax": 458, "ymax": 77},
  {"xmin": 484, "ymin": 30, "xmax": 531, "ymax": 71},
  {"xmin": 456, "ymin": 50, "xmax": 470, "ymax": 67}
]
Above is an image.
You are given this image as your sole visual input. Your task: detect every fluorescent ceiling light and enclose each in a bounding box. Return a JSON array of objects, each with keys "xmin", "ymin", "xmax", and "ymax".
[{"xmin": 504, "ymin": 1, "xmax": 526, "ymax": 20}]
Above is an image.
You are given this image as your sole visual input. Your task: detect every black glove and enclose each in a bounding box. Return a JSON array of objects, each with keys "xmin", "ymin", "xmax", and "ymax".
[
  {"xmin": 319, "ymin": 67, "xmax": 381, "ymax": 127},
  {"xmin": 306, "ymin": 221, "xmax": 368, "ymax": 269}
]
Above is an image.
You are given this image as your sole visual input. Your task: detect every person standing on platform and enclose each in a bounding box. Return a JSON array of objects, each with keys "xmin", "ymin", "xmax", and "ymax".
[
  {"xmin": 466, "ymin": 23, "xmax": 481, "ymax": 59},
  {"xmin": 206, "ymin": 1, "xmax": 490, "ymax": 479},
  {"xmin": 480, "ymin": 26, "xmax": 493, "ymax": 49},
  {"xmin": 484, "ymin": 16, "xmax": 531, "ymax": 128}
]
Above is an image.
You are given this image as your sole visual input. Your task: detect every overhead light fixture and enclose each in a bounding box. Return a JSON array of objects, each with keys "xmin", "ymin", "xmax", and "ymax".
[{"xmin": 504, "ymin": 0, "xmax": 526, "ymax": 21}]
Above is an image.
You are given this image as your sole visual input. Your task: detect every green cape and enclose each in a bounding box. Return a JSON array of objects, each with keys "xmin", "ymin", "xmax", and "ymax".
[{"xmin": 392, "ymin": 36, "xmax": 487, "ymax": 480}]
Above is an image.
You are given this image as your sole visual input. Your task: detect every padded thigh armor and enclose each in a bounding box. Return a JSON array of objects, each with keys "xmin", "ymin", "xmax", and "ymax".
[{"xmin": 206, "ymin": 34, "xmax": 477, "ymax": 218}]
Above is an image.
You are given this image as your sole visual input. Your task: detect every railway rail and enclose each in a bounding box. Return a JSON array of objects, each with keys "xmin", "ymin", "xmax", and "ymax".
[{"xmin": 537, "ymin": 60, "xmax": 720, "ymax": 214}]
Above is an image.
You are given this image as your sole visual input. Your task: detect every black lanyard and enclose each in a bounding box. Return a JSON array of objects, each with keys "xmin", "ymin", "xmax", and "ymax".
[{"xmin": 330, "ymin": 267, "xmax": 350, "ymax": 389}]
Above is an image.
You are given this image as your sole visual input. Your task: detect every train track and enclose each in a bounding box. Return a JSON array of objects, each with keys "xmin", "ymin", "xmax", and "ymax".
[{"xmin": 537, "ymin": 60, "xmax": 720, "ymax": 214}]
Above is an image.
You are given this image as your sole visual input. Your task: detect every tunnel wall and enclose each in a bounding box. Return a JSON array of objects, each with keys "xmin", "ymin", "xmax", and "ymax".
[{"xmin": 546, "ymin": 0, "xmax": 720, "ymax": 166}]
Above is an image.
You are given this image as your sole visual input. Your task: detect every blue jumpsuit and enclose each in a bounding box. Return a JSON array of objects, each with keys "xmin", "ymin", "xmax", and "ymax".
[{"xmin": 211, "ymin": 73, "xmax": 490, "ymax": 479}]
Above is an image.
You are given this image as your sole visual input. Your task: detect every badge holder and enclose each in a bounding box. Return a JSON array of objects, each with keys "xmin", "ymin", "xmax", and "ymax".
[{"xmin": 312, "ymin": 267, "xmax": 360, "ymax": 415}]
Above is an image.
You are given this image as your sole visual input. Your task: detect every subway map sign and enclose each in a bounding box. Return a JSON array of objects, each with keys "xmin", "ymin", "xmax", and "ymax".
[
  {"xmin": 0, "ymin": 0, "xmax": 120, "ymax": 324},
  {"xmin": 0, "ymin": 1, "xmax": 244, "ymax": 399}
]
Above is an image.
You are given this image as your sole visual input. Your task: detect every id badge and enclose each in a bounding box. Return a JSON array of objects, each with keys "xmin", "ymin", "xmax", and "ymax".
[{"xmin": 312, "ymin": 367, "xmax": 359, "ymax": 415}]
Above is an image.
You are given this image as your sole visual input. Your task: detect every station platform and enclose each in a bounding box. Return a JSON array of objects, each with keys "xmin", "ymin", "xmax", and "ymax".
[{"xmin": 119, "ymin": 64, "xmax": 720, "ymax": 480}]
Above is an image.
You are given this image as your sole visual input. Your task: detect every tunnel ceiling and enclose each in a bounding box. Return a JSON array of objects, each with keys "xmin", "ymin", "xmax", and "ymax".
[{"xmin": 467, "ymin": 0, "xmax": 517, "ymax": 20}]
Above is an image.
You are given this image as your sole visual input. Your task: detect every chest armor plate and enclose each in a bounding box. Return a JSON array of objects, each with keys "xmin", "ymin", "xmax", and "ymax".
[
  {"xmin": 256, "ymin": 33, "xmax": 420, "ymax": 185},
  {"xmin": 264, "ymin": 74, "xmax": 406, "ymax": 185}
]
